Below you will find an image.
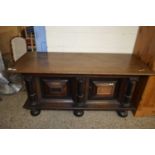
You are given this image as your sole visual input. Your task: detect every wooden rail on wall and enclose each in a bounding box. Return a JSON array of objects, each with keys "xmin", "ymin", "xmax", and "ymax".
[{"xmin": 134, "ymin": 26, "xmax": 155, "ymax": 116}]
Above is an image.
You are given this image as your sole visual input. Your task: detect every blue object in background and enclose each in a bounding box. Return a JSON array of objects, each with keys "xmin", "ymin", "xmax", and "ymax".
[{"xmin": 34, "ymin": 26, "xmax": 47, "ymax": 52}]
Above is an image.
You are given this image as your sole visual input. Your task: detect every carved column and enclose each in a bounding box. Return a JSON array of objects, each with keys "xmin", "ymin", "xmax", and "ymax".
[
  {"xmin": 73, "ymin": 77, "xmax": 86, "ymax": 117},
  {"xmin": 122, "ymin": 77, "xmax": 138, "ymax": 107},
  {"xmin": 24, "ymin": 75, "xmax": 40, "ymax": 116},
  {"xmin": 77, "ymin": 78, "xmax": 85, "ymax": 105},
  {"xmin": 24, "ymin": 75, "xmax": 37, "ymax": 106},
  {"xmin": 117, "ymin": 77, "xmax": 138, "ymax": 117}
]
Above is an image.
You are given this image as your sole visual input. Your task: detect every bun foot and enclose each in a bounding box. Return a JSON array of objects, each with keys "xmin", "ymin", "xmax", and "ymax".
[
  {"xmin": 73, "ymin": 110, "xmax": 84, "ymax": 117},
  {"xmin": 30, "ymin": 109, "xmax": 41, "ymax": 116},
  {"xmin": 117, "ymin": 110, "xmax": 128, "ymax": 118}
]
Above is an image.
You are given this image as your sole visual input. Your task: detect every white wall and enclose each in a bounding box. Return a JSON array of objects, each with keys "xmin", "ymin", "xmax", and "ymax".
[{"xmin": 45, "ymin": 26, "xmax": 138, "ymax": 53}]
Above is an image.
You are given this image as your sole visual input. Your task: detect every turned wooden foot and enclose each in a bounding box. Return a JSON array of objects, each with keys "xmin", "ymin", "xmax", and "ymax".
[
  {"xmin": 73, "ymin": 110, "xmax": 84, "ymax": 117},
  {"xmin": 117, "ymin": 110, "xmax": 128, "ymax": 118},
  {"xmin": 30, "ymin": 109, "xmax": 41, "ymax": 116}
]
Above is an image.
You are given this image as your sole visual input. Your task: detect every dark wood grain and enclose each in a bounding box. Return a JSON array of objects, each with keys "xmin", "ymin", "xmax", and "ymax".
[
  {"xmin": 12, "ymin": 52, "xmax": 155, "ymax": 75},
  {"xmin": 22, "ymin": 74, "xmax": 146, "ymax": 117},
  {"xmin": 13, "ymin": 52, "xmax": 154, "ymax": 117}
]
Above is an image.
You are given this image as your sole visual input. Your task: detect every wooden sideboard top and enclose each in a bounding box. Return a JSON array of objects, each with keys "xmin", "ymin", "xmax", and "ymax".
[{"xmin": 12, "ymin": 52, "xmax": 155, "ymax": 75}]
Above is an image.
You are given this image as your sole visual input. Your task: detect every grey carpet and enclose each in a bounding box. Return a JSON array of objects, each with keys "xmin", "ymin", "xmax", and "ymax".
[{"xmin": 0, "ymin": 90, "xmax": 155, "ymax": 129}]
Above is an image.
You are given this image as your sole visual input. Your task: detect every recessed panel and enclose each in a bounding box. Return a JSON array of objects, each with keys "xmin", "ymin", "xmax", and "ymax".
[
  {"xmin": 40, "ymin": 78, "xmax": 71, "ymax": 99},
  {"xmin": 89, "ymin": 79, "xmax": 119, "ymax": 100},
  {"xmin": 95, "ymin": 82, "xmax": 115, "ymax": 96}
]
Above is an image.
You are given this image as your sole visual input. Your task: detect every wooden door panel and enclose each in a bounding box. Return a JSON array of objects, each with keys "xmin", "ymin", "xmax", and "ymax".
[
  {"xmin": 40, "ymin": 78, "xmax": 72, "ymax": 99},
  {"xmin": 88, "ymin": 78, "xmax": 120, "ymax": 100}
]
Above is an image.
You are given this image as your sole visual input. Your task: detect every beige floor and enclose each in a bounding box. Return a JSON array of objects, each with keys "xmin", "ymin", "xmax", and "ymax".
[{"xmin": 0, "ymin": 90, "xmax": 155, "ymax": 129}]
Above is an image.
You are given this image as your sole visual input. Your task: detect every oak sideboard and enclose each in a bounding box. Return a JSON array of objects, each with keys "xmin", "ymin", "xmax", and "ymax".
[{"xmin": 12, "ymin": 52, "xmax": 155, "ymax": 117}]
